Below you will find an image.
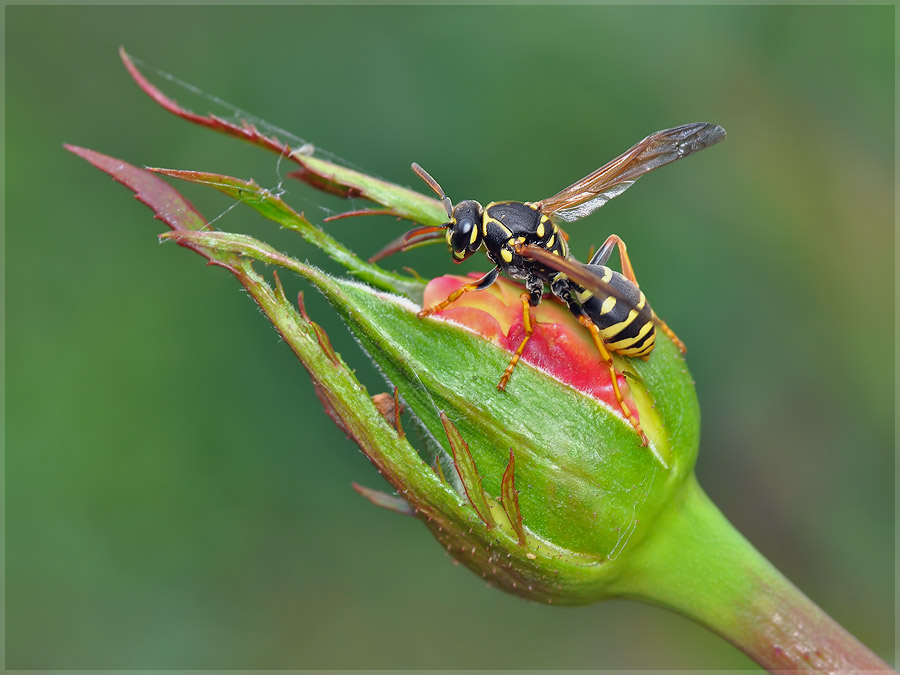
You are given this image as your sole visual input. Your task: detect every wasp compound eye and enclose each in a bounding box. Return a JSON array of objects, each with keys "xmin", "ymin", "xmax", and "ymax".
[{"xmin": 450, "ymin": 218, "xmax": 475, "ymax": 252}]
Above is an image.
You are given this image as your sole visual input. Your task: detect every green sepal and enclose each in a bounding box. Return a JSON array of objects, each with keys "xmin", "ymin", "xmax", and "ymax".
[
  {"xmin": 292, "ymin": 153, "xmax": 447, "ymax": 228},
  {"xmin": 351, "ymin": 483, "xmax": 415, "ymax": 516},
  {"xmin": 440, "ymin": 412, "xmax": 496, "ymax": 528},
  {"xmin": 150, "ymin": 168, "xmax": 426, "ymax": 300},
  {"xmin": 500, "ymin": 449, "xmax": 527, "ymax": 546}
]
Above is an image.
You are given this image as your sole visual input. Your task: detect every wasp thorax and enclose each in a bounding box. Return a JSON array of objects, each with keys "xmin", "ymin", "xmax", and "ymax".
[{"xmin": 447, "ymin": 200, "xmax": 484, "ymax": 261}]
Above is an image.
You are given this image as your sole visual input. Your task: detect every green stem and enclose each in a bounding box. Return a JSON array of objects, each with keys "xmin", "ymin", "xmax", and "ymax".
[{"xmin": 612, "ymin": 475, "xmax": 892, "ymax": 671}]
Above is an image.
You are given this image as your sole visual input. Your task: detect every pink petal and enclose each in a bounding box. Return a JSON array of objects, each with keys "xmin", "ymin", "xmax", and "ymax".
[{"xmin": 424, "ymin": 274, "xmax": 638, "ymax": 417}]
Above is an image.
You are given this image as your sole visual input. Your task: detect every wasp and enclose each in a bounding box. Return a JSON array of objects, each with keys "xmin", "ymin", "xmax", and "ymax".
[{"xmin": 376, "ymin": 123, "xmax": 725, "ymax": 443}]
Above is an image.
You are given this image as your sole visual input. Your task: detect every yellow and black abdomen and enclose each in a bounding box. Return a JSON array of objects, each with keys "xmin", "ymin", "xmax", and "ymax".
[{"xmin": 575, "ymin": 265, "xmax": 656, "ymax": 358}]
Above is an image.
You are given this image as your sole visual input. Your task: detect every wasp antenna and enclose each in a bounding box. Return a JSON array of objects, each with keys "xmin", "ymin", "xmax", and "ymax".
[
  {"xmin": 411, "ymin": 162, "xmax": 443, "ymax": 196},
  {"xmin": 412, "ymin": 162, "xmax": 452, "ymax": 219}
]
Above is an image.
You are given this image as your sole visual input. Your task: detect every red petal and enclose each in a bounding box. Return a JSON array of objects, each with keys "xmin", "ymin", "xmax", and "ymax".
[{"xmin": 424, "ymin": 274, "xmax": 637, "ymax": 418}]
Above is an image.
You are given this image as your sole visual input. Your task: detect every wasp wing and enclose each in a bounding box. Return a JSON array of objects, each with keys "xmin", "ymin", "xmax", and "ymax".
[
  {"xmin": 539, "ymin": 122, "xmax": 726, "ymax": 223},
  {"xmin": 518, "ymin": 245, "xmax": 657, "ymax": 324}
]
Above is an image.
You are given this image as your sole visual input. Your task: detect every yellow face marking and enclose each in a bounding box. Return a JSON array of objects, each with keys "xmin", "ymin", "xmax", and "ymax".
[
  {"xmin": 469, "ymin": 224, "xmax": 478, "ymax": 245},
  {"xmin": 501, "ymin": 248, "xmax": 514, "ymax": 264},
  {"xmin": 446, "ymin": 229, "xmax": 453, "ymax": 247}
]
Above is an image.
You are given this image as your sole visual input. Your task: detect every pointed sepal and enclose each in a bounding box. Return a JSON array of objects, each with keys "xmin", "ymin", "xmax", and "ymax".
[
  {"xmin": 500, "ymin": 449, "xmax": 527, "ymax": 546},
  {"xmin": 352, "ymin": 483, "xmax": 415, "ymax": 516},
  {"xmin": 440, "ymin": 412, "xmax": 495, "ymax": 528}
]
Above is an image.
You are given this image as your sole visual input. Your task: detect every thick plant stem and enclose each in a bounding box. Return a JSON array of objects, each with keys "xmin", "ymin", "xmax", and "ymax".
[{"xmin": 611, "ymin": 475, "xmax": 892, "ymax": 672}]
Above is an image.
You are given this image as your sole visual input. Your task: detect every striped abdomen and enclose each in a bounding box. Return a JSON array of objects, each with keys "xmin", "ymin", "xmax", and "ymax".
[{"xmin": 575, "ymin": 265, "xmax": 656, "ymax": 358}]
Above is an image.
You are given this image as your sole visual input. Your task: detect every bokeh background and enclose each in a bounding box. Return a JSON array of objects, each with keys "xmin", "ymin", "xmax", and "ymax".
[{"xmin": 6, "ymin": 4, "xmax": 894, "ymax": 670}]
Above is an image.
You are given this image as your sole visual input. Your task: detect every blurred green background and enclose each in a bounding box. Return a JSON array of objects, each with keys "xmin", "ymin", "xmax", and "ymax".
[{"xmin": 6, "ymin": 4, "xmax": 893, "ymax": 670}]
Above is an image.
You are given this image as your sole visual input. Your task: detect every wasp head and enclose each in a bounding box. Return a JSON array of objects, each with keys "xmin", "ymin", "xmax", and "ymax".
[
  {"xmin": 447, "ymin": 200, "xmax": 484, "ymax": 262},
  {"xmin": 411, "ymin": 163, "xmax": 484, "ymax": 264}
]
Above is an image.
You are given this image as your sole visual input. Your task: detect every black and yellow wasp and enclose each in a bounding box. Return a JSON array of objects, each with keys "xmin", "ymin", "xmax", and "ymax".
[{"xmin": 377, "ymin": 123, "xmax": 725, "ymax": 444}]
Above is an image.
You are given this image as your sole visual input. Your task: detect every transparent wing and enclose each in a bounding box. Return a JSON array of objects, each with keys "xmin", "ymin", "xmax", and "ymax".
[
  {"xmin": 539, "ymin": 122, "xmax": 726, "ymax": 222},
  {"xmin": 518, "ymin": 245, "xmax": 656, "ymax": 324}
]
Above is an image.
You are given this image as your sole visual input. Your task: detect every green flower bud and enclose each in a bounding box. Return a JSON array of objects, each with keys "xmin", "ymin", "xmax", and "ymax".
[
  {"xmin": 66, "ymin": 144, "xmax": 698, "ymax": 605},
  {"xmin": 310, "ymin": 266, "xmax": 699, "ymax": 605}
]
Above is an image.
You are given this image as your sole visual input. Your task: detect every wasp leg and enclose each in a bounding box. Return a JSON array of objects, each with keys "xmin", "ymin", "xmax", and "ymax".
[
  {"xmin": 652, "ymin": 314, "xmax": 686, "ymax": 354},
  {"xmin": 578, "ymin": 314, "xmax": 649, "ymax": 446},
  {"xmin": 590, "ymin": 234, "xmax": 686, "ymax": 354},
  {"xmin": 417, "ymin": 267, "xmax": 500, "ymax": 318},
  {"xmin": 497, "ymin": 292, "xmax": 536, "ymax": 391},
  {"xmin": 589, "ymin": 234, "xmax": 637, "ymax": 284}
]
